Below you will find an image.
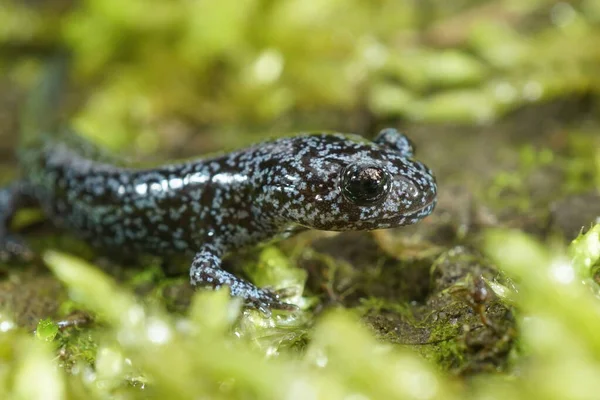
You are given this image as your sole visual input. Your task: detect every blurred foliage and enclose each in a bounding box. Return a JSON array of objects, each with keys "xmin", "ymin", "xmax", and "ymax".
[
  {"xmin": 2, "ymin": 0, "xmax": 600, "ymax": 152},
  {"xmin": 0, "ymin": 225, "xmax": 597, "ymax": 399}
]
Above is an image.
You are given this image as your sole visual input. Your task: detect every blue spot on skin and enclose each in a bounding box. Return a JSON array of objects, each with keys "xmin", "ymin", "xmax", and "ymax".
[{"xmin": 2, "ymin": 128, "xmax": 437, "ymax": 311}]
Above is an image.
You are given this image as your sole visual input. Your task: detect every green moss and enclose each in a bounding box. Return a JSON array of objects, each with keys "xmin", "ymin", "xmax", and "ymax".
[
  {"xmin": 35, "ymin": 318, "xmax": 59, "ymax": 342},
  {"xmin": 19, "ymin": 250, "xmax": 458, "ymax": 399}
]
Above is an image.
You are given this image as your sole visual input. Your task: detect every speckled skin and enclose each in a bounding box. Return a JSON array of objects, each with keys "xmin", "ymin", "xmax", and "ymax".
[{"xmin": 1, "ymin": 126, "xmax": 437, "ymax": 312}]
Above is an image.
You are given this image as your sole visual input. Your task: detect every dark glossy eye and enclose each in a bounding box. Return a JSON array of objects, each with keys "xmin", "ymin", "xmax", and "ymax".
[{"xmin": 341, "ymin": 164, "xmax": 391, "ymax": 206}]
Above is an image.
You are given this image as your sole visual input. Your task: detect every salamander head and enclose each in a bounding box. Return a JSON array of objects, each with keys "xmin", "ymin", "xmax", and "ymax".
[{"xmin": 256, "ymin": 128, "xmax": 437, "ymax": 231}]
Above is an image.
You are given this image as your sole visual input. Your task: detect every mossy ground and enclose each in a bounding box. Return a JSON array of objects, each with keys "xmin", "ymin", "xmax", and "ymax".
[{"xmin": 1, "ymin": 0, "xmax": 600, "ymax": 399}]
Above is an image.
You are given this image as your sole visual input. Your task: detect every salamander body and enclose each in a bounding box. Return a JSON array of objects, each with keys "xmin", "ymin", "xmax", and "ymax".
[{"xmin": 0, "ymin": 60, "xmax": 437, "ymax": 312}]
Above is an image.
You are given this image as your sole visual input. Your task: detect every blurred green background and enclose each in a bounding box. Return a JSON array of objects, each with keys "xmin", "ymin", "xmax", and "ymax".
[{"xmin": 1, "ymin": 0, "xmax": 600, "ymax": 399}]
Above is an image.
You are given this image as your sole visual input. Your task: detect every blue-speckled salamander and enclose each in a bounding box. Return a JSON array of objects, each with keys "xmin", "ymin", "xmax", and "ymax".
[{"xmin": 0, "ymin": 60, "xmax": 437, "ymax": 312}]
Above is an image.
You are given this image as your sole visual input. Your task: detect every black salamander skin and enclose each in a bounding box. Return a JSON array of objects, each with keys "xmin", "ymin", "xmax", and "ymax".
[{"xmin": 0, "ymin": 128, "xmax": 437, "ymax": 312}]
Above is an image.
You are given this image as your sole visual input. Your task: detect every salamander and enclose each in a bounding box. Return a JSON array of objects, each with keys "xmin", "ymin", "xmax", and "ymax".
[{"xmin": 0, "ymin": 60, "xmax": 437, "ymax": 313}]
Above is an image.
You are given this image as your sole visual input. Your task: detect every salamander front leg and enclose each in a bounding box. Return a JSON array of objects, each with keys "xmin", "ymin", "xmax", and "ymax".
[
  {"xmin": 189, "ymin": 244, "xmax": 296, "ymax": 315},
  {"xmin": 0, "ymin": 182, "xmax": 35, "ymax": 263}
]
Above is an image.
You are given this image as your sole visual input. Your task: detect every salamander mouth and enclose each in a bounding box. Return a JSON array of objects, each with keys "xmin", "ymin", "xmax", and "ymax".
[
  {"xmin": 412, "ymin": 197, "xmax": 437, "ymax": 217},
  {"xmin": 398, "ymin": 185, "xmax": 437, "ymax": 216},
  {"xmin": 388, "ymin": 194, "xmax": 438, "ymax": 224},
  {"xmin": 355, "ymin": 196, "xmax": 437, "ymax": 229},
  {"xmin": 411, "ymin": 194, "xmax": 437, "ymax": 213}
]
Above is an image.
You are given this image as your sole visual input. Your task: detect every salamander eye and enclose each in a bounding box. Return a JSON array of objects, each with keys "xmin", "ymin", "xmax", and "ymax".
[{"xmin": 341, "ymin": 164, "xmax": 391, "ymax": 206}]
